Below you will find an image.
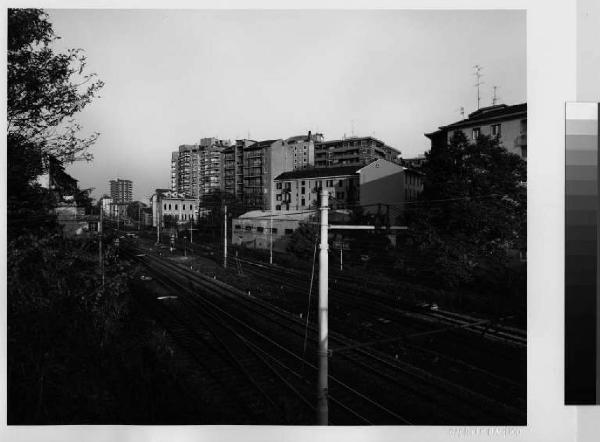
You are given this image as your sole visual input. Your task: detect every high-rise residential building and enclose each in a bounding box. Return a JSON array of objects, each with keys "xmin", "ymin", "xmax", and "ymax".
[
  {"xmin": 198, "ymin": 137, "xmax": 229, "ymax": 200},
  {"xmin": 170, "ymin": 138, "xmax": 231, "ymax": 201},
  {"xmin": 109, "ymin": 179, "xmax": 133, "ymax": 204},
  {"xmin": 220, "ymin": 132, "xmax": 321, "ymax": 210},
  {"xmin": 425, "ymin": 102, "xmax": 527, "ymax": 159},
  {"xmin": 171, "ymin": 144, "xmax": 200, "ymax": 198},
  {"xmin": 221, "ymin": 139, "xmax": 255, "ymax": 199},
  {"xmin": 314, "ymin": 136, "xmax": 401, "ymax": 167}
]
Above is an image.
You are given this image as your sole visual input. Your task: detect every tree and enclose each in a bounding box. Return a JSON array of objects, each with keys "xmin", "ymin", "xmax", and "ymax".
[
  {"xmin": 402, "ymin": 131, "xmax": 526, "ymax": 289},
  {"xmin": 286, "ymin": 222, "xmax": 319, "ymax": 259},
  {"xmin": 8, "ymin": 9, "xmax": 104, "ymax": 164},
  {"xmin": 127, "ymin": 201, "xmax": 147, "ymax": 222},
  {"xmin": 7, "ymin": 9, "xmax": 104, "ymax": 237}
]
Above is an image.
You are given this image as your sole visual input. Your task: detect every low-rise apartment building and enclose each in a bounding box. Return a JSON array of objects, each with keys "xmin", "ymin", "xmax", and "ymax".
[
  {"xmin": 425, "ymin": 102, "xmax": 527, "ymax": 159},
  {"xmin": 151, "ymin": 189, "xmax": 197, "ymax": 227},
  {"xmin": 273, "ymin": 159, "xmax": 422, "ymax": 214}
]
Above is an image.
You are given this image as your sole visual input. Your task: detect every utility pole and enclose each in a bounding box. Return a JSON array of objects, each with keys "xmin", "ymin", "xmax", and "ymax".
[
  {"xmin": 138, "ymin": 204, "xmax": 141, "ymax": 231},
  {"xmin": 318, "ymin": 190, "xmax": 329, "ymax": 425},
  {"xmin": 156, "ymin": 196, "xmax": 161, "ymax": 245},
  {"xmin": 99, "ymin": 207, "xmax": 104, "ymax": 292},
  {"xmin": 340, "ymin": 246, "xmax": 343, "ymax": 272},
  {"xmin": 473, "ymin": 64, "xmax": 484, "ymax": 110},
  {"xmin": 269, "ymin": 215, "xmax": 273, "ymax": 265},
  {"xmin": 189, "ymin": 218, "xmax": 194, "ymax": 244},
  {"xmin": 223, "ymin": 205, "xmax": 228, "ymax": 268}
]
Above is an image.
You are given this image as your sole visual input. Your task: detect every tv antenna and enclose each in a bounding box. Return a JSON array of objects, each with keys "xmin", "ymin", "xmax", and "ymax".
[
  {"xmin": 473, "ymin": 65, "xmax": 484, "ymax": 110},
  {"xmin": 456, "ymin": 106, "xmax": 465, "ymax": 119},
  {"xmin": 492, "ymin": 86, "xmax": 501, "ymax": 105}
]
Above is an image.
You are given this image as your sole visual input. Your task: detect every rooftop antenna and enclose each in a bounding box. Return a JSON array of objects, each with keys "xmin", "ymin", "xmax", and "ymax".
[
  {"xmin": 456, "ymin": 106, "xmax": 465, "ymax": 119},
  {"xmin": 473, "ymin": 65, "xmax": 484, "ymax": 110},
  {"xmin": 492, "ymin": 86, "xmax": 500, "ymax": 105}
]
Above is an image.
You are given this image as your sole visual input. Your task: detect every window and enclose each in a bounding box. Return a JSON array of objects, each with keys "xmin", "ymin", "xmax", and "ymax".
[
  {"xmin": 168, "ymin": 204, "xmax": 171, "ymax": 210},
  {"xmin": 491, "ymin": 124, "xmax": 501, "ymax": 137},
  {"xmin": 276, "ymin": 205, "xmax": 281, "ymax": 211},
  {"xmin": 284, "ymin": 228, "xmax": 293, "ymax": 235},
  {"xmin": 338, "ymin": 180, "xmax": 343, "ymax": 187},
  {"xmin": 285, "ymin": 182, "xmax": 291, "ymax": 189},
  {"xmin": 271, "ymin": 228, "xmax": 278, "ymax": 234},
  {"xmin": 276, "ymin": 182, "xmax": 282, "ymax": 189},
  {"xmin": 326, "ymin": 180, "xmax": 333, "ymax": 187},
  {"xmin": 235, "ymin": 224, "xmax": 241, "ymax": 230},
  {"xmin": 182, "ymin": 204, "xmax": 185, "ymax": 210},
  {"xmin": 175, "ymin": 204, "xmax": 178, "ymax": 210},
  {"xmin": 301, "ymin": 198, "xmax": 306, "ymax": 206},
  {"xmin": 472, "ymin": 127, "xmax": 481, "ymax": 140},
  {"xmin": 301, "ymin": 180, "xmax": 305, "ymax": 186},
  {"xmin": 276, "ymin": 194, "xmax": 282, "ymax": 201},
  {"xmin": 164, "ymin": 204, "xmax": 167, "ymax": 210},
  {"xmin": 301, "ymin": 187, "xmax": 305, "ymax": 194},
  {"xmin": 257, "ymin": 226, "xmax": 264, "ymax": 233},
  {"xmin": 245, "ymin": 225, "xmax": 252, "ymax": 231}
]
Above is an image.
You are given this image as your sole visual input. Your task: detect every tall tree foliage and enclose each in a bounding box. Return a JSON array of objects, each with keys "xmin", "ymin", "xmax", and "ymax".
[
  {"xmin": 7, "ymin": 9, "xmax": 104, "ymax": 237},
  {"xmin": 403, "ymin": 131, "xmax": 526, "ymax": 289},
  {"xmin": 8, "ymin": 9, "xmax": 104, "ymax": 164}
]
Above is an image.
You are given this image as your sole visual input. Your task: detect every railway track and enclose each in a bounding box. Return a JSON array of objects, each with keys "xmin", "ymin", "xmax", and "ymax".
[
  {"xmin": 125, "ymin": 247, "xmax": 413, "ymax": 424},
  {"xmin": 224, "ymin": 253, "xmax": 526, "ymax": 404},
  {"xmin": 127, "ymin": 235, "xmax": 525, "ymax": 409},
  {"xmin": 122, "ymin": 241, "xmax": 525, "ymax": 424}
]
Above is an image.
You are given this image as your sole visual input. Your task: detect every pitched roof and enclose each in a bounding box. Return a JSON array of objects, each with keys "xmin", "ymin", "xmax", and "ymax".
[
  {"xmin": 440, "ymin": 103, "xmax": 527, "ymax": 130},
  {"xmin": 274, "ymin": 165, "xmax": 362, "ymax": 181}
]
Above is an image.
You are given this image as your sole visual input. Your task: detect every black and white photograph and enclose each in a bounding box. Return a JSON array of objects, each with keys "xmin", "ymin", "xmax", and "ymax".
[{"xmin": 5, "ymin": 8, "xmax": 527, "ymax": 427}]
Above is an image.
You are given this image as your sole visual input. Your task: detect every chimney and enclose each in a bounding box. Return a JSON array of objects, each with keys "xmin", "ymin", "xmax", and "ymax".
[{"xmin": 307, "ymin": 130, "xmax": 312, "ymax": 141}]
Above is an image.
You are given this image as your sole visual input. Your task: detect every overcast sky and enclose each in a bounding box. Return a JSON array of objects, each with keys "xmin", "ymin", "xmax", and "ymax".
[{"xmin": 48, "ymin": 9, "xmax": 526, "ymax": 202}]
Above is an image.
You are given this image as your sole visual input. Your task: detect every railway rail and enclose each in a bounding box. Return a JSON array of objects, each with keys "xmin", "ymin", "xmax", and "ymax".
[{"xmin": 122, "ymin": 240, "xmax": 525, "ymax": 425}]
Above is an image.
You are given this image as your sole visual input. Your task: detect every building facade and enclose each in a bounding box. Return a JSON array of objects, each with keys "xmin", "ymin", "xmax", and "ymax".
[
  {"xmin": 151, "ymin": 189, "xmax": 197, "ymax": 228},
  {"xmin": 425, "ymin": 103, "xmax": 527, "ymax": 159},
  {"xmin": 109, "ymin": 179, "xmax": 133, "ymax": 204},
  {"xmin": 170, "ymin": 138, "xmax": 231, "ymax": 200},
  {"xmin": 231, "ymin": 210, "xmax": 314, "ymax": 253},
  {"xmin": 220, "ymin": 132, "xmax": 322, "ymax": 210},
  {"xmin": 314, "ymin": 136, "xmax": 401, "ymax": 168},
  {"xmin": 273, "ymin": 159, "xmax": 422, "ymax": 213},
  {"xmin": 273, "ymin": 165, "xmax": 360, "ymax": 211},
  {"xmin": 399, "ymin": 154, "xmax": 426, "ymax": 170},
  {"xmin": 221, "ymin": 139, "xmax": 254, "ymax": 200}
]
